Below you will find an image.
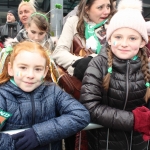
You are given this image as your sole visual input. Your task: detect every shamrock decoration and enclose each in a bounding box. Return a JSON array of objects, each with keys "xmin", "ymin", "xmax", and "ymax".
[
  {"xmin": 55, "ymin": 4, "xmax": 62, "ymax": 9},
  {"xmin": 24, "ymin": 0, "xmax": 30, "ymax": 2},
  {"xmin": 5, "ymin": 45, "xmax": 13, "ymax": 54}
]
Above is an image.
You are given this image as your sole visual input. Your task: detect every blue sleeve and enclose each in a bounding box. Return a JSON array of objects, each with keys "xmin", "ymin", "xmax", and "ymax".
[
  {"xmin": 33, "ymin": 85, "xmax": 90, "ymax": 146},
  {"xmin": 0, "ymin": 133, "xmax": 15, "ymax": 150},
  {"xmin": 0, "ymin": 94, "xmax": 15, "ymax": 149}
]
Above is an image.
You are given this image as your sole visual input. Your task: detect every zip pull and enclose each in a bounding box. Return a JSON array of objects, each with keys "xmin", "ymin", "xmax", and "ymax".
[{"xmin": 106, "ymin": 128, "xmax": 109, "ymax": 150}]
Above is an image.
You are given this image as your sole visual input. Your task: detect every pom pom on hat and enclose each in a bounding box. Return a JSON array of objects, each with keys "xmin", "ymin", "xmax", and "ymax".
[
  {"xmin": 106, "ymin": 0, "xmax": 148, "ymax": 43},
  {"xmin": 117, "ymin": 0, "xmax": 142, "ymax": 12}
]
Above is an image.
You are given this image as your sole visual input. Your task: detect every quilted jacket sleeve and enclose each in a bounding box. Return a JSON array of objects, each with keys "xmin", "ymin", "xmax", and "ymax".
[
  {"xmin": 33, "ymin": 85, "xmax": 90, "ymax": 146},
  {"xmin": 0, "ymin": 94, "xmax": 16, "ymax": 150},
  {"xmin": 79, "ymin": 55, "xmax": 134, "ymax": 131},
  {"xmin": 0, "ymin": 133, "xmax": 15, "ymax": 150}
]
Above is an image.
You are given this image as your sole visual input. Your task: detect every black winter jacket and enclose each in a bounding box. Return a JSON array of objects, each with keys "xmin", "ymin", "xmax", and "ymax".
[
  {"xmin": 80, "ymin": 47, "xmax": 149, "ymax": 150},
  {"xmin": 0, "ymin": 22, "xmax": 21, "ymax": 39}
]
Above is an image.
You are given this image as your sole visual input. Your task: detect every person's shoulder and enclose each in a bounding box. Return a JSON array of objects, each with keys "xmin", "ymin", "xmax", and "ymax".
[
  {"xmin": 90, "ymin": 54, "xmax": 107, "ymax": 67},
  {"xmin": 18, "ymin": 28, "xmax": 26, "ymax": 33},
  {"xmin": 66, "ymin": 16, "xmax": 79, "ymax": 24},
  {"xmin": 0, "ymin": 25, "xmax": 5, "ymax": 30},
  {"xmin": 0, "ymin": 83, "xmax": 7, "ymax": 89},
  {"xmin": 89, "ymin": 46, "xmax": 108, "ymax": 67},
  {"xmin": 15, "ymin": 29, "xmax": 27, "ymax": 41},
  {"xmin": 0, "ymin": 25, "xmax": 4, "ymax": 28},
  {"xmin": 0, "ymin": 82, "xmax": 14, "ymax": 95},
  {"xmin": 43, "ymin": 82, "xmax": 61, "ymax": 92}
]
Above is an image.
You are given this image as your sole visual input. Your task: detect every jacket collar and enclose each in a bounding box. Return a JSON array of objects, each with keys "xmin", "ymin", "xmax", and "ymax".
[
  {"xmin": 0, "ymin": 81, "xmax": 47, "ymax": 98},
  {"xmin": 99, "ymin": 44, "xmax": 141, "ymax": 74}
]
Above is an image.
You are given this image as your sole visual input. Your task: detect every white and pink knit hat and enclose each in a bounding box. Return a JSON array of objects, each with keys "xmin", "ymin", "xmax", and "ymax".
[{"xmin": 106, "ymin": 0, "xmax": 148, "ymax": 43}]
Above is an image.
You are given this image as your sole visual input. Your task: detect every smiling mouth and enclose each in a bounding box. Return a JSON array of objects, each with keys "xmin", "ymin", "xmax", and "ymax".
[
  {"xmin": 119, "ymin": 49, "xmax": 130, "ymax": 51},
  {"xmin": 24, "ymin": 81, "xmax": 34, "ymax": 85}
]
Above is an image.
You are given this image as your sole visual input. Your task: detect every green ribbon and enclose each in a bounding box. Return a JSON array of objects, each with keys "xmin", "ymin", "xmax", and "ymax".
[
  {"xmin": 132, "ymin": 55, "xmax": 138, "ymax": 60},
  {"xmin": 0, "ymin": 45, "xmax": 13, "ymax": 73},
  {"xmin": 108, "ymin": 67, "xmax": 112, "ymax": 74},
  {"xmin": 145, "ymin": 82, "xmax": 150, "ymax": 88}
]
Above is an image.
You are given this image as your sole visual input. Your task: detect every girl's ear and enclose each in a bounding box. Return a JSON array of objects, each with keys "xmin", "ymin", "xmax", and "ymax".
[
  {"xmin": 43, "ymin": 66, "xmax": 49, "ymax": 78},
  {"xmin": 140, "ymin": 40, "xmax": 146, "ymax": 48},
  {"xmin": 85, "ymin": 6, "xmax": 89, "ymax": 14},
  {"xmin": 108, "ymin": 39, "xmax": 111, "ymax": 45},
  {"xmin": 8, "ymin": 62, "xmax": 14, "ymax": 76}
]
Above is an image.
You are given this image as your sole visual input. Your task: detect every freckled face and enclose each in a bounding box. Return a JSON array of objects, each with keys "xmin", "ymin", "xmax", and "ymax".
[{"xmin": 108, "ymin": 28, "xmax": 146, "ymax": 59}]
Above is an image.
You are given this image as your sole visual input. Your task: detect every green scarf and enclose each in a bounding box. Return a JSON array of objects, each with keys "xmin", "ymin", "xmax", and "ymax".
[
  {"xmin": 10, "ymin": 78, "xmax": 17, "ymax": 86},
  {"xmin": 85, "ymin": 19, "xmax": 107, "ymax": 54}
]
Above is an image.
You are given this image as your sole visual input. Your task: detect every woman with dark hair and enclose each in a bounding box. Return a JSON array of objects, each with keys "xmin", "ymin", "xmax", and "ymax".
[{"xmin": 52, "ymin": 0, "xmax": 116, "ymax": 81}]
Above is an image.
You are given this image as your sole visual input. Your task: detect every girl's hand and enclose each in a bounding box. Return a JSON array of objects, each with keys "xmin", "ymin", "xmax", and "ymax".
[{"xmin": 12, "ymin": 128, "xmax": 39, "ymax": 150}]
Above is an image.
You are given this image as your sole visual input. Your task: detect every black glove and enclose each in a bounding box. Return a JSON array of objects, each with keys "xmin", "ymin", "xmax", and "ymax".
[
  {"xmin": 72, "ymin": 56, "xmax": 93, "ymax": 81},
  {"xmin": 12, "ymin": 128, "xmax": 39, "ymax": 150},
  {"xmin": 0, "ymin": 35, "xmax": 8, "ymax": 43}
]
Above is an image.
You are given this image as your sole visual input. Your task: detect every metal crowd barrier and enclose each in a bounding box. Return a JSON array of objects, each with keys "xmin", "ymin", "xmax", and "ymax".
[
  {"xmin": 1, "ymin": 123, "xmax": 103, "ymax": 135},
  {"xmin": 1, "ymin": 123, "xmax": 103, "ymax": 150},
  {"xmin": 83, "ymin": 123, "xmax": 103, "ymax": 130}
]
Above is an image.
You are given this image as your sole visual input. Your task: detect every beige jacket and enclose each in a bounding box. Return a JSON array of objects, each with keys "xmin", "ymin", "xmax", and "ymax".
[{"xmin": 52, "ymin": 16, "xmax": 98, "ymax": 75}]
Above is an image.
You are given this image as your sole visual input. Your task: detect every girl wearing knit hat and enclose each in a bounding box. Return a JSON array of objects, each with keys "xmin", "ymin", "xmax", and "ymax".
[{"xmin": 80, "ymin": 0, "xmax": 150, "ymax": 149}]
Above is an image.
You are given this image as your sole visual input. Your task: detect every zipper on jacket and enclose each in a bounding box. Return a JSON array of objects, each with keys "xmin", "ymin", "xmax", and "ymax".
[
  {"xmin": 123, "ymin": 60, "xmax": 130, "ymax": 110},
  {"xmin": 123, "ymin": 60, "xmax": 130, "ymax": 150},
  {"xmin": 30, "ymin": 93, "xmax": 35, "ymax": 125},
  {"xmin": 10, "ymin": 27, "xmax": 12, "ymax": 38},
  {"xmin": 49, "ymin": 143, "xmax": 51, "ymax": 150}
]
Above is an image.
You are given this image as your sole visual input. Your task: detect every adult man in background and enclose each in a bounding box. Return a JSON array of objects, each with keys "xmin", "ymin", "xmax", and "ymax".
[{"xmin": 0, "ymin": 10, "xmax": 21, "ymax": 43}]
